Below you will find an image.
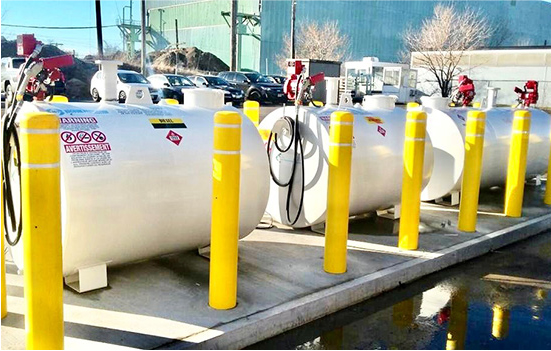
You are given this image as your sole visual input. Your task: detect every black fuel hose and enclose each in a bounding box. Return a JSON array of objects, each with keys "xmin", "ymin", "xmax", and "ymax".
[
  {"xmin": 2, "ymin": 53, "xmax": 38, "ymax": 246},
  {"xmin": 266, "ymin": 114, "xmax": 305, "ymax": 226}
]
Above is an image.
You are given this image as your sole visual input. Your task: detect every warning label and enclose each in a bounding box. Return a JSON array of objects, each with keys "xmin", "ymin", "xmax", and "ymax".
[
  {"xmin": 60, "ymin": 117, "xmax": 112, "ymax": 168},
  {"xmin": 64, "ymin": 143, "xmax": 112, "ymax": 153},
  {"xmin": 364, "ymin": 116, "xmax": 384, "ymax": 124},
  {"xmin": 149, "ymin": 118, "xmax": 187, "ymax": 129},
  {"xmin": 60, "ymin": 117, "xmax": 98, "ymax": 124},
  {"xmin": 377, "ymin": 125, "xmax": 387, "ymax": 137},
  {"xmin": 166, "ymin": 130, "xmax": 183, "ymax": 146}
]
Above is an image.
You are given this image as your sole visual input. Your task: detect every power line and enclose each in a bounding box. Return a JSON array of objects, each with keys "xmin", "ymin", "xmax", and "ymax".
[{"xmin": 2, "ymin": 24, "xmax": 118, "ymax": 30}]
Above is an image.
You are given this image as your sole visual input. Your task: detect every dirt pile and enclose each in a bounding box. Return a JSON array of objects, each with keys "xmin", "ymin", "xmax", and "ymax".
[
  {"xmin": 1, "ymin": 37, "xmax": 229, "ymax": 100},
  {"xmin": 149, "ymin": 47, "xmax": 229, "ymax": 74}
]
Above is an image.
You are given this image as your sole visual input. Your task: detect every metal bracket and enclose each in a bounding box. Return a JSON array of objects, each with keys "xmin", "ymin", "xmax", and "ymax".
[
  {"xmin": 65, "ymin": 263, "xmax": 108, "ymax": 293},
  {"xmin": 435, "ymin": 190, "xmax": 460, "ymax": 206},
  {"xmin": 198, "ymin": 245, "xmax": 211, "ymax": 259},
  {"xmin": 527, "ymin": 175, "xmax": 542, "ymax": 186},
  {"xmin": 311, "ymin": 222, "xmax": 325, "ymax": 235},
  {"xmin": 376, "ymin": 204, "xmax": 401, "ymax": 220}
]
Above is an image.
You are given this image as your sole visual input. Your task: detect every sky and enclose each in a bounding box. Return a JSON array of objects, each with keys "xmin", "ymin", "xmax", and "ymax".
[{"xmin": 1, "ymin": 0, "xmax": 141, "ymax": 57}]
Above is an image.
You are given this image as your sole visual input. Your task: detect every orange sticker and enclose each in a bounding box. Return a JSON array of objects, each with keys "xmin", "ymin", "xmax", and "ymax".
[{"xmin": 364, "ymin": 116, "xmax": 384, "ymax": 124}]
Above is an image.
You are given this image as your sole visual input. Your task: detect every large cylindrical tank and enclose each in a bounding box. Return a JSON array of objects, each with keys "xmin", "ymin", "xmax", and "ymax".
[
  {"xmin": 258, "ymin": 103, "xmax": 434, "ymax": 228},
  {"xmin": 421, "ymin": 101, "xmax": 551, "ymax": 201},
  {"xmin": 10, "ymin": 100, "xmax": 269, "ymax": 276}
]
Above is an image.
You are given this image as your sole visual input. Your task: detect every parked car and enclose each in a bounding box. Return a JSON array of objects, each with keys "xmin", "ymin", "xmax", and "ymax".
[
  {"xmin": 267, "ymin": 75, "xmax": 286, "ymax": 85},
  {"xmin": 188, "ymin": 75, "xmax": 244, "ymax": 106},
  {"xmin": 90, "ymin": 69, "xmax": 160, "ymax": 103},
  {"xmin": 218, "ymin": 71, "xmax": 286, "ymax": 104},
  {"xmin": 148, "ymin": 74, "xmax": 196, "ymax": 104},
  {"xmin": 1, "ymin": 56, "xmax": 26, "ymax": 103}
]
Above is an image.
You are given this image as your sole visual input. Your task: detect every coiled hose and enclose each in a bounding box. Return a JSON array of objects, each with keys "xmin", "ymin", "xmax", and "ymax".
[{"xmin": 266, "ymin": 114, "xmax": 305, "ymax": 226}]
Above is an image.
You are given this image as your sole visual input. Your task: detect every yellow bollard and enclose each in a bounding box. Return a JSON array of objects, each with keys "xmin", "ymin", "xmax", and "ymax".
[
  {"xmin": 162, "ymin": 98, "xmax": 179, "ymax": 105},
  {"xmin": 406, "ymin": 102, "xmax": 420, "ymax": 110},
  {"xmin": 458, "ymin": 111, "xmax": 487, "ymax": 232},
  {"xmin": 504, "ymin": 110, "xmax": 531, "ymax": 217},
  {"xmin": 492, "ymin": 304, "xmax": 510, "ymax": 340},
  {"xmin": 243, "ymin": 100, "xmax": 260, "ymax": 127},
  {"xmin": 446, "ymin": 289, "xmax": 468, "ymax": 350},
  {"xmin": 20, "ymin": 112, "xmax": 64, "ymax": 349},
  {"xmin": 544, "ymin": 144, "xmax": 551, "ymax": 205},
  {"xmin": 209, "ymin": 111, "xmax": 241, "ymax": 310},
  {"xmin": 324, "ymin": 111, "xmax": 354, "ymax": 274},
  {"xmin": 1, "ymin": 169, "xmax": 6, "ymax": 319},
  {"xmin": 473, "ymin": 102, "xmax": 481, "ymax": 108},
  {"xmin": 398, "ymin": 111, "xmax": 427, "ymax": 250},
  {"xmin": 392, "ymin": 298, "xmax": 415, "ymax": 328}
]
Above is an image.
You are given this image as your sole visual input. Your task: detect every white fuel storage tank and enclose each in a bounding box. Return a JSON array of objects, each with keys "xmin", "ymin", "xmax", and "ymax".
[
  {"xmin": 8, "ymin": 98, "xmax": 269, "ymax": 286},
  {"xmin": 420, "ymin": 97, "xmax": 551, "ymax": 201},
  {"xmin": 258, "ymin": 98, "xmax": 434, "ymax": 228}
]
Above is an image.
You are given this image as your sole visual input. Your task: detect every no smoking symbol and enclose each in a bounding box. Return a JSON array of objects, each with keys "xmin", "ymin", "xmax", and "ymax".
[
  {"xmin": 91, "ymin": 131, "xmax": 106, "ymax": 142},
  {"xmin": 61, "ymin": 131, "xmax": 76, "ymax": 144},
  {"xmin": 77, "ymin": 131, "xmax": 91, "ymax": 143}
]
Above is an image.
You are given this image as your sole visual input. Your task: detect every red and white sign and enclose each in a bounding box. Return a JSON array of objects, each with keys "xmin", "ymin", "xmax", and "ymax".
[
  {"xmin": 91, "ymin": 131, "xmax": 107, "ymax": 142},
  {"xmin": 377, "ymin": 125, "xmax": 386, "ymax": 137},
  {"xmin": 77, "ymin": 131, "xmax": 92, "ymax": 143},
  {"xmin": 61, "ymin": 131, "xmax": 76, "ymax": 144},
  {"xmin": 166, "ymin": 130, "xmax": 183, "ymax": 146}
]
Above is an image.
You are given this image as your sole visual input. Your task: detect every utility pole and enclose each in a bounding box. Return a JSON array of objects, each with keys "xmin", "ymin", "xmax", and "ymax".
[
  {"xmin": 230, "ymin": 0, "xmax": 237, "ymax": 71},
  {"xmin": 141, "ymin": 0, "xmax": 146, "ymax": 75},
  {"xmin": 175, "ymin": 19, "xmax": 179, "ymax": 75},
  {"xmin": 290, "ymin": 0, "xmax": 296, "ymax": 59},
  {"xmin": 95, "ymin": 0, "xmax": 104, "ymax": 59}
]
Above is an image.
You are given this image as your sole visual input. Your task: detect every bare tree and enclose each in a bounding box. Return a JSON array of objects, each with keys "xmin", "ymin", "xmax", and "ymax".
[
  {"xmin": 276, "ymin": 21, "xmax": 350, "ymax": 71},
  {"xmin": 404, "ymin": 4, "xmax": 493, "ymax": 97}
]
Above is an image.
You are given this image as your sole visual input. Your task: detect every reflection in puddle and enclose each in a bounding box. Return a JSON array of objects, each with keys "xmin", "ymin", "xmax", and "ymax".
[{"xmin": 250, "ymin": 232, "xmax": 551, "ymax": 350}]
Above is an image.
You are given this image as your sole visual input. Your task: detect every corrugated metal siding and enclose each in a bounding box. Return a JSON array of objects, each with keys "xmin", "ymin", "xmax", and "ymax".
[
  {"xmin": 147, "ymin": 0, "xmax": 261, "ymax": 71},
  {"xmin": 146, "ymin": 0, "xmax": 551, "ymax": 75},
  {"xmin": 260, "ymin": 0, "xmax": 551, "ymax": 74}
]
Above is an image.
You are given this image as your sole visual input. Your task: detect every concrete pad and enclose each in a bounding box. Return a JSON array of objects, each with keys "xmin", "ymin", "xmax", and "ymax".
[{"xmin": 2, "ymin": 184, "xmax": 551, "ymax": 349}]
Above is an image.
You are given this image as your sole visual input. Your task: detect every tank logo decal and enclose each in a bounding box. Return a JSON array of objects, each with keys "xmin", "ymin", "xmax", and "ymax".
[
  {"xmin": 149, "ymin": 118, "xmax": 187, "ymax": 129},
  {"xmin": 377, "ymin": 126, "xmax": 387, "ymax": 137},
  {"xmin": 166, "ymin": 130, "xmax": 183, "ymax": 146},
  {"xmin": 364, "ymin": 116, "xmax": 384, "ymax": 124}
]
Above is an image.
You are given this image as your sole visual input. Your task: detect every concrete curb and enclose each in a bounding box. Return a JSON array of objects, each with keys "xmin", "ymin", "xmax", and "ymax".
[{"xmin": 168, "ymin": 213, "xmax": 551, "ymax": 350}]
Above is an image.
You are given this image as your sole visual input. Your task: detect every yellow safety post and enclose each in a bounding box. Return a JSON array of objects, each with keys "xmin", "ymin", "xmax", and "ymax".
[
  {"xmin": 324, "ymin": 111, "xmax": 354, "ymax": 274},
  {"xmin": 1, "ymin": 170, "xmax": 6, "ymax": 319},
  {"xmin": 492, "ymin": 304, "xmax": 510, "ymax": 340},
  {"xmin": 308, "ymin": 100, "xmax": 324, "ymax": 107},
  {"xmin": 45, "ymin": 95, "xmax": 69, "ymax": 103},
  {"xmin": 504, "ymin": 110, "xmax": 531, "ymax": 217},
  {"xmin": 398, "ymin": 111, "xmax": 427, "ymax": 250},
  {"xmin": 446, "ymin": 289, "xmax": 468, "ymax": 350},
  {"xmin": 20, "ymin": 112, "xmax": 64, "ymax": 350},
  {"xmin": 473, "ymin": 102, "xmax": 481, "ymax": 108},
  {"xmin": 392, "ymin": 298, "xmax": 415, "ymax": 328},
  {"xmin": 458, "ymin": 111, "xmax": 487, "ymax": 232},
  {"xmin": 162, "ymin": 98, "xmax": 179, "ymax": 105},
  {"xmin": 320, "ymin": 327, "xmax": 343, "ymax": 350},
  {"xmin": 544, "ymin": 144, "xmax": 551, "ymax": 204},
  {"xmin": 209, "ymin": 111, "xmax": 241, "ymax": 310},
  {"xmin": 406, "ymin": 102, "xmax": 420, "ymax": 110},
  {"xmin": 243, "ymin": 100, "xmax": 260, "ymax": 127}
]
